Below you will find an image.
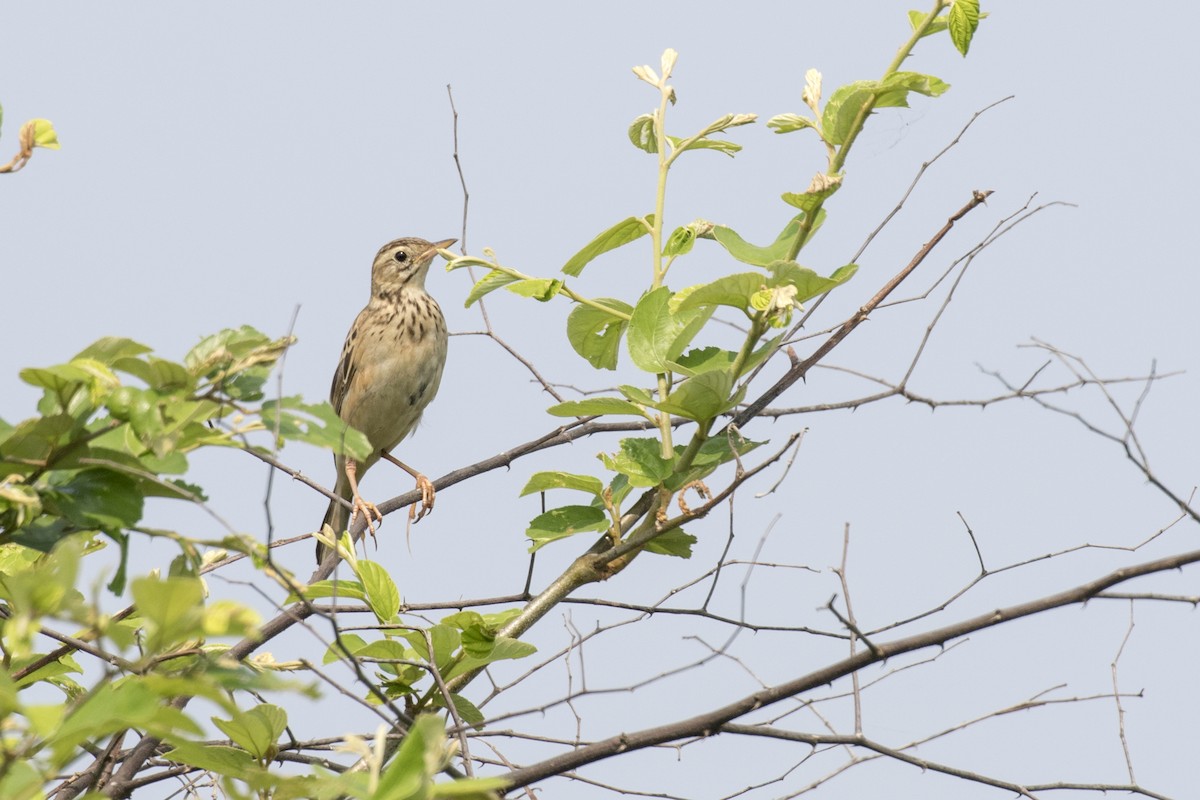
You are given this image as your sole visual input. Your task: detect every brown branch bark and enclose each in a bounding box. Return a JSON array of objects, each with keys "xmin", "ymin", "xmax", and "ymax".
[{"xmin": 499, "ymin": 544, "xmax": 1200, "ymax": 790}]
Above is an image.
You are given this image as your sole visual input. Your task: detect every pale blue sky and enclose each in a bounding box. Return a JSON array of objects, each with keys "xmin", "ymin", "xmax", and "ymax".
[{"xmin": 3, "ymin": 3, "xmax": 1198, "ymax": 797}]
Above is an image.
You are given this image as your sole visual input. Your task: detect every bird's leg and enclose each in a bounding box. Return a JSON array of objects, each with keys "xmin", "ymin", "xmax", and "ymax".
[
  {"xmin": 345, "ymin": 459, "xmax": 383, "ymax": 542},
  {"xmin": 380, "ymin": 451, "xmax": 436, "ymax": 523}
]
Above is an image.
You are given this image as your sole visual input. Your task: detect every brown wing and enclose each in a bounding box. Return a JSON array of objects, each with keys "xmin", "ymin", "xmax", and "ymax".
[{"xmin": 330, "ymin": 310, "xmax": 365, "ymax": 415}]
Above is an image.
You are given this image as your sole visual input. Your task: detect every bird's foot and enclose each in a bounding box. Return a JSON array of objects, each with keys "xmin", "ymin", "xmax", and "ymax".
[
  {"xmin": 350, "ymin": 492, "xmax": 384, "ymax": 545},
  {"xmin": 409, "ymin": 474, "xmax": 436, "ymax": 524}
]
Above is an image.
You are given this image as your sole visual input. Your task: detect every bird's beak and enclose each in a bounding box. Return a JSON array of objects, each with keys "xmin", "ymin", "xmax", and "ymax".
[{"xmin": 430, "ymin": 238, "xmax": 457, "ymax": 255}]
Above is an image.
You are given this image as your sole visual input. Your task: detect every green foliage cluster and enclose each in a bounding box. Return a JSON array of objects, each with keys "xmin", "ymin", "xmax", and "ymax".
[
  {"xmin": 301, "ymin": 538, "xmax": 536, "ymax": 726},
  {"xmin": 0, "ymin": 328, "xmax": 369, "ymax": 584},
  {"xmin": 446, "ymin": 2, "xmax": 976, "ymax": 560},
  {"xmin": 0, "ymin": 2, "xmax": 982, "ymax": 796}
]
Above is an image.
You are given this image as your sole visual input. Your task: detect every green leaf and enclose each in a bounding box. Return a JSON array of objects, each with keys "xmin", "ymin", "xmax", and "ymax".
[
  {"xmin": 73, "ymin": 337, "xmax": 152, "ymax": 365},
  {"xmin": 323, "ymin": 633, "xmax": 368, "ymax": 664},
  {"xmin": 878, "ymin": 71, "xmax": 950, "ymax": 99},
  {"xmin": 375, "ymin": 715, "xmax": 442, "ymax": 798},
  {"xmin": 781, "ymin": 175, "xmax": 842, "ymax": 212},
  {"xmin": 949, "ymin": 0, "xmax": 980, "ymax": 55},
  {"xmin": 292, "ymin": 579, "xmax": 367, "ymax": 604},
  {"xmin": 21, "ymin": 361, "xmax": 118, "ymax": 401},
  {"xmin": 520, "ymin": 471, "xmax": 604, "ymax": 498},
  {"xmin": 400, "ymin": 624, "xmax": 460, "ymax": 672},
  {"xmin": 357, "ymin": 560, "xmax": 401, "ymax": 622},
  {"xmin": 49, "ymin": 680, "xmax": 161, "ymax": 763},
  {"xmin": 767, "ymin": 260, "xmax": 858, "ymax": 303},
  {"xmin": 437, "ymin": 692, "xmax": 485, "ymax": 728},
  {"xmin": 526, "ymin": 506, "xmax": 608, "ymax": 551},
  {"xmin": 657, "ymin": 369, "xmax": 737, "ymax": 422},
  {"xmin": 164, "ymin": 742, "xmax": 255, "ymax": 778},
  {"xmin": 504, "ymin": 278, "xmax": 563, "ymax": 302},
  {"xmin": 663, "ymin": 226, "xmax": 696, "ymax": 257},
  {"xmin": 908, "ymin": 9, "xmax": 951, "ymax": 37},
  {"xmin": 112, "ymin": 356, "xmax": 192, "ymax": 392},
  {"xmin": 30, "ymin": 119, "xmax": 59, "ymax": 150},
  {"xmin": 667, "ymin": 134, "xmax": 742, "ymax": 157},
  {"xmin": 562, "ymin": 216, "xmax": 654, "ymax": 277},
  {"xmin": 644, "ymin": 528, "xmax": 697, "ymax": 558},
  {"xmin": 130, "ymin": 576, "xmax": 205, "ymax": 651},
  {"xmin": 47, "ymin": 468, "xmax": 143, "ymax": 530},
  {"xmin": 822, "ymin": 72, "xmax": 950, "ymax": 146},
  {"xmin": 618, "ymin": 385, "xmax": 657, "ymax": 405},
  {"xmin": 260, "ymin": 397, "xmax": 372, "ymax": 462},
  {"xmin": 545, "ymin": 397, "xmax": 648, "ymax": 418},
  {"xmin": 566, "ymin": 299, "xmax": 633, "ymax": 370},
  {"xmin": 676, "ymin": 273, "xmax": 764, "ymax": 313},
  {"xmin": 709, "ymin": 212, "xmax": 820, "ymax": 267},
  {"xmin": 821, "ymin": 80, "xmax": 879, "ymax": 146},
  {"xmin": 464, "ymin": 268, "xmax": 520, "ymax": 307},
  {"xmin": 674, "ymin": 346, "xmax": 736, "ymax": 374},
  {"xmin": 0, "ymin": 415, "xmax": 75, "ymax": 476},
  {"xmin": 0, "ymin": 760, "xmax": 42, "ymax": 800},
  {"xmin": 443, "ymin": 254, "xmax": 499, "ymax": 273},
  {"xmin": 444, "ymin": 635, "xmax": 538, "ymax": 682},
  {"xmin": 628, "ymin": 113, "xmax": 657, "ymax": 153},
  {"xmin": 600, "ymin": 437, "xmax": 672, "ymax": 487},
  {"xmin": 184, "ymin": 326, "xmax": 291, "ymax": 402},
  {"xmin": 627, "ymin": 287, "xmax": 713, "ymax": 374},
  {"xmin": 212, "ymin": 704, "xmax": 287, "ymax": 760},
  {"xmin": 767, "ymin": 113, "xmax": 818, "ymax": 134}
]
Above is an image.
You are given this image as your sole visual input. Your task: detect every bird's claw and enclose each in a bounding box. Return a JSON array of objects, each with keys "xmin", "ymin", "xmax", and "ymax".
[
  {"xmin": 409, "ymin": 475, "xmax": 436, "ymax": 524},
  {"xmin": 350, "ymin": 494, "xmax": 384, "ymax": 545}
]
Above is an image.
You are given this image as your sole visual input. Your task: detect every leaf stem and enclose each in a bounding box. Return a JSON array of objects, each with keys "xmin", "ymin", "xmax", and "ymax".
[{"xmin": 786, "ymin": 0, "xmax": 946, "ymax": 262}]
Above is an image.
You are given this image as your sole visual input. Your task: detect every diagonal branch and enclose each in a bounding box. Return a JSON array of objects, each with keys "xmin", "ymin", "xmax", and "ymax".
[{"xmin": 498, "ymin": 544, "xmax": 1200, "ymax": 789}]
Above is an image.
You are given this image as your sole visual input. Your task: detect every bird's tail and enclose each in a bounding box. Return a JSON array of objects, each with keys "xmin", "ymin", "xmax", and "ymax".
[{"xmin": 315, "ymin": 471, "xmax": 353, "ymax": 565}]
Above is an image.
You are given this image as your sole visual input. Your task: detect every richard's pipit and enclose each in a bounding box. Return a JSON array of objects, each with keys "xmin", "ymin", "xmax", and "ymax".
[{"xmin": 315, "ymin": 236, "xmax": 453, "ymax": 564}]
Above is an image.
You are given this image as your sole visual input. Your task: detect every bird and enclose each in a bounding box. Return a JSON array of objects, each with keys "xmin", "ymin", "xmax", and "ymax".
[{"xmin": 315, "ymin": 236, "xmax": 454, "ymax": 565}]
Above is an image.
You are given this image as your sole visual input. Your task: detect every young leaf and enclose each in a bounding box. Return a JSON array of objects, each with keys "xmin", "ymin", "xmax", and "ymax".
[
  {"xmin": 766, "ymin": 113, "xmax": 818, "ymax": 134},
  {"xmin": 821, "ymin": 80, "xmax": 880, "ymax": 146},
  {"xmin": 667, "ymin": 135, "xmax": 742, "ymax": 157},
  {"xmin": 520, "ymin": 471, "xmax": 604, "ymax": 498},
  {"xmin": 627, "ymin": 287, "xmax": 713, "ymax": 374},
  {"xmin": 663, "ymin": 226, "xmax": 696, "ymax": 257},
  {"xmin": 676, "ymin": 273, "xmax": 764, "ymax": 314},
  {"xmin": 566, "ymin": 298, "xmax": 633, "ymax": 370},
  {"xmin": 211, "ymin": 704, "xmax": 287, "ymax": 760},
  {"xmin": 657, "ymin": 369, "xmax": 736, "ymax": 422},
  {"xmin": 767, "ymin": 260, "xmax": 858, "ymax": 303},
  {"xmin": 949, "ymin": 0, "xmax": 981, "ymax": 55},
  {"xmin": 781, "ymin": 173, "xmax": 842, "ymax": 212},
  {"xmin": 600, "ymin": 437, "xmax": 673, "ymax": 487},
  {"xmin": 628, "ymin": 113, "xmax": 658, "ymax": 153},
  {"xmin": 505, "ymin": 278, "xmax": 563, "ymax": 302},
  {"xmin": 526, "ymin": 505, "xmax": 608, "ymax": 551},
  {"xmin": 464, "ymin": 268, "xmax": 520, "ymax": 307},
  {"xmin": 29, "ymin": 119, "xmax": 60, "ymax": 150},
  {"xmin": 356, "ymin": 560, "xmax": 401, "ymax": 622},
  {"xmin": 877, "ymin": 71, "xmax": 950, "ymax": 105},
  {"xmin": 130, "ymin": 575, "xmax": 205, "ymax": 651},
  {"xmin": 562, "ymin": 216, "xmax": 654, "ymax": 277},
  {"xmin": 545, "ymin": 397, "xmax": 648, "ymax": 418},
  {"xmin": 709, "ymin": 212, "xmax": 819, "ymax": 267},
  {"xmin": 73, "ymin": 337, "xmax": 152, "ymax": 365},
  {"xmin": 400, "ymin": 623, "xmax": 461, "ymax": 671},
  {"xmin": 291, "ymin": 579, "xmax": 368, "ymax": 604},
  {"xmin": 908, "ymin": 9, "xmax": 951, "ymax": 37},
  {"xmin": 644, "ymin": 528, "xmax": 697, "ymax": 558}
]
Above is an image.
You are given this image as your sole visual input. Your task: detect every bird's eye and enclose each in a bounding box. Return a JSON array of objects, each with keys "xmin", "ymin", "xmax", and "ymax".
[{"xmin": 393, "ymin": 250, "xmax": 410, "ymax": 264}]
